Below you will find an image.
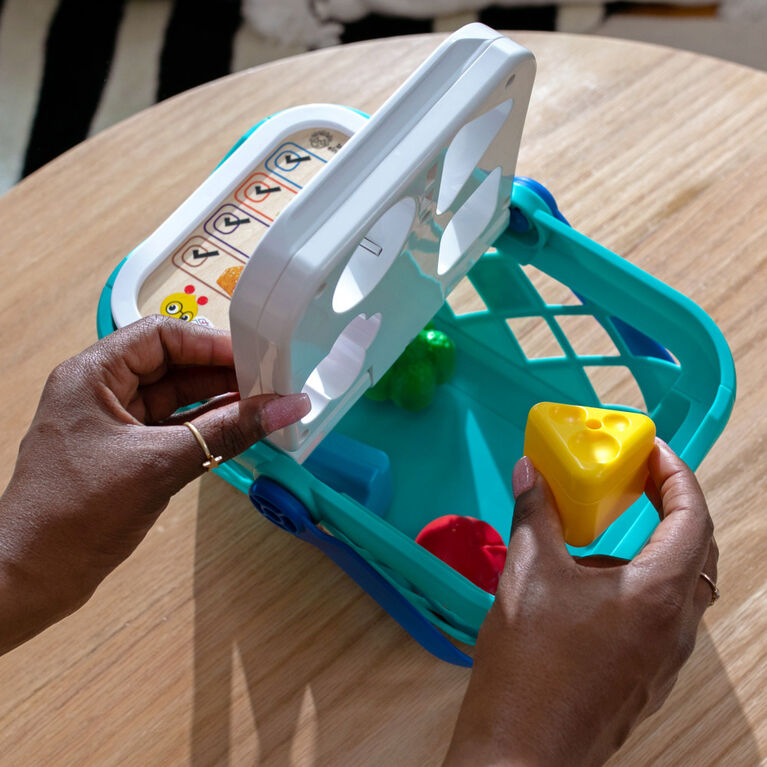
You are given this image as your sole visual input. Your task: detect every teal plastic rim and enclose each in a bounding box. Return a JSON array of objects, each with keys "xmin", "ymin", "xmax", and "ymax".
[{"xmin": 97, "ymin": 115, "xmax": 736, "ymax": 647}]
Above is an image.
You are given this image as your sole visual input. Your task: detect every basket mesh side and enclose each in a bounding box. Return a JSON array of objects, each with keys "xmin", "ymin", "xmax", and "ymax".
[{"xmin": 439, "ymin": 251, "xmax": 683, "ymax": 428}]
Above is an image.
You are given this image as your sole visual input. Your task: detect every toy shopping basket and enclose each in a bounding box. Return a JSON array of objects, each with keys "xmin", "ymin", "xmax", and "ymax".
[
  {"xmin": 234, "ymin": 176, "xmax": 735, "ymax": 665},
  {"xmin": 100, "ymin": 172, "xmax": 734, "ymax": 667},
  {"xmin": 97, "ymin": 22, "xmax": 735, "ymax": 665}
]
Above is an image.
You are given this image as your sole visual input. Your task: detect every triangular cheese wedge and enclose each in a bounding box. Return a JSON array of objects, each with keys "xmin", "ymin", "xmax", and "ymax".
[{"xmin": 523, "ymin": 403, "xmax": 656, "ymax": 547}]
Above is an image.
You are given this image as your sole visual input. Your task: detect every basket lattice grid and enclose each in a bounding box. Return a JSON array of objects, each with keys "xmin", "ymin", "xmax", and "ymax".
[{"xmin": 438, "ymin": 248, "xmax": 684, "ymax": 427}]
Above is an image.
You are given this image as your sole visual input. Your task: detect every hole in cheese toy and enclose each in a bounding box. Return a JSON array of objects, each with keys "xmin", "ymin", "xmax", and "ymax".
[{"xmin": 524, "ymin": 402, "xmax": 656, "ymax": 547}]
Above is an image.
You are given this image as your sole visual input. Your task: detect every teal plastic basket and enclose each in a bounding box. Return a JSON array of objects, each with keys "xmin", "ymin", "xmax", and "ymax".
[
  {"xmin": 205, "ymin": 176, "xmax": 736, "ymax": 652},
  {"xmin": 98, "ymin": 153, "xmax": 735, "ymax": 666}
]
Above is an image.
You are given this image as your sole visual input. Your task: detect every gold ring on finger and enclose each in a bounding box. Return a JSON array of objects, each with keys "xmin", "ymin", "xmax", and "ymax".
[
  {"xmin": 183, "ymin": 421, "xmax": 223, "ymax": 471},
  {"xmin": 699, "ymin": 571, "xmax": 720, "ymax": 606}
]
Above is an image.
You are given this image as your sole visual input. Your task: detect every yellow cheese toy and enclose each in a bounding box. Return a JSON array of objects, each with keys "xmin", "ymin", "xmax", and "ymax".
[{"xmin": 523, "ymin": 402, "xmax": 656, "ymax": 547}]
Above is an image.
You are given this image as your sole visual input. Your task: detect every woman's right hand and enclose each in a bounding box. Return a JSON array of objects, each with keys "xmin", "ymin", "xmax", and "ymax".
[{"xmin": 444, "ymin": 440, "xmax": 718, "ymax": 767}]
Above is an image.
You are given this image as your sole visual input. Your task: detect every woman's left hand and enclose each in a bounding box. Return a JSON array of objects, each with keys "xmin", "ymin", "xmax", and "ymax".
[{"xmin": 0, "ymin": 316, "xmax": 310, "ymax": 652}]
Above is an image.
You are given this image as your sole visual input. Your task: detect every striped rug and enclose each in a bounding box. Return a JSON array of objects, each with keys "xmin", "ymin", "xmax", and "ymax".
[{"xmin": 0, "ymin": 0, "xmax": 762, "ymax": 196}]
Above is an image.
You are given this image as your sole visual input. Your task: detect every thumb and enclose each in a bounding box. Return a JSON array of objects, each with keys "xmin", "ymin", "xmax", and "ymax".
[
  {"xmin": 152, "ymin": 392, "xmax": 311, "ymax": 491},
  {"xmin": 508, "ymin": 456, "xmax": 571, "ymax": 565}
]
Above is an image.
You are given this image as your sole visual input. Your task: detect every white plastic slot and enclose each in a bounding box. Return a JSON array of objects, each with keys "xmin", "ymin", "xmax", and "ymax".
[
  {"xmin": 332, "ymin": 197, "xmax": 416, "ymax": 313},
  {"xmin": 436, "ymin": 99, "xmax": 513, "ymax": 215},
  {"xmin": 302, "ymin": 312, "xmax": 382, "ymax": 423},
  {"xmin": 438, "ymin": 167, "xmax": 501, "ymax": 276}
]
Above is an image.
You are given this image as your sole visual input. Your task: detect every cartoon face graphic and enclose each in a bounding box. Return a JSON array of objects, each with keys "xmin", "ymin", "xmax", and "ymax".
[{"xmin": 161, "ymin": 284, "xmax": 208, "ymax": 322}]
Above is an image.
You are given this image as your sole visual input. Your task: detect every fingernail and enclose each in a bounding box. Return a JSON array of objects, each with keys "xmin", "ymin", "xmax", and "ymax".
[
  {"xmin": 512, "ymin": 456, "xmax": 536, "ymax": 499},
  {"xmin": 260, "ymin": 393, "xmax": 311, "ymax": 434}
]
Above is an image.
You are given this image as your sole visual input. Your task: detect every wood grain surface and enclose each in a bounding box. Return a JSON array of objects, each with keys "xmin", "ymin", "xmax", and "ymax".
[{"xmin": 0, "ymin": 32, "xmax": 765, "ymax": 767}]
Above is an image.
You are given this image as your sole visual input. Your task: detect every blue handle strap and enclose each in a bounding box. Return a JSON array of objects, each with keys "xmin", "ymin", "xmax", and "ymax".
[
  {"xmin": 511, "ymin": 177, "xmax": 674, "ymax": 363},
  {"xmin": 249, "ymin": 477, "xmax": 473, "ymax": 667}
]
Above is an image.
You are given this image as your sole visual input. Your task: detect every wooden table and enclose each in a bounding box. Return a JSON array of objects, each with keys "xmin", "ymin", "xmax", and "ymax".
[{"xmin": 1, "ymin": 31, "xmax": 766, "ymax": 767}]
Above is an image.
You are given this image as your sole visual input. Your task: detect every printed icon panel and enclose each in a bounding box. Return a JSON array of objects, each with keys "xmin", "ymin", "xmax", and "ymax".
[
  {"xmin": 235, "ymin": 172, "xmax": 297, "ymax": 222},
  {"xmin": 203, "ymin": 203, "xmax": 269, "ymax": 259},
  {"xmin": 171, "ymin": 236, "xmax": 244, "ymax": 300},
  {"xmin": 137, "ymin": 127, "xmax": 352, "ymax": 333},
  {"xmin": 265, "ymin": 142, "xmax": 326, "ymax": 189},
  {"xmin": 174, "ymin": 236, "xmax": 223, "ymax": 269}
]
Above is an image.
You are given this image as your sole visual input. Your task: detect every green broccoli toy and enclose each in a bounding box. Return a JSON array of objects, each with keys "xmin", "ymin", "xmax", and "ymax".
[{"xmin": 366, "ymin": 325, "xmax": 456, "ymax": 411}]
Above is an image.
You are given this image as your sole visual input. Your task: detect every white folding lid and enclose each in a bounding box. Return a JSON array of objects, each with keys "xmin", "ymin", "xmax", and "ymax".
[{"xmin": 230, "ymin": 24, "xmax": 535, "ymax": 461}]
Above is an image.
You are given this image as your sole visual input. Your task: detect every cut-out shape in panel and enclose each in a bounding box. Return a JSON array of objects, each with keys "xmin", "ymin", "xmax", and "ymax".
[
  {"xmin": 521, "ymin": 264, "xmax": 581, "ymax": 307},
  {"xmin": 584, "ymin": 366, "xmax": 647, "ymax": 412},
  {"xmin": 436, "ymin": 99, "xmax": 513, "ymax": 215},
  {"xmin": 507, "ymin": 316, "xmax": 565, "ymax": 360},
  {"xmin": 446, "ymin": 276, "xmax": 488, "ymax": 316},
  {"xmin": 302, "ymin": 312, "xmax": 382, "ymax": 423},
  {"xmin": 438, "ymin": 167, "xmax": 501, "ymax": 276},
  {"xmin": 557, "ymin": 314, "xmax": 621, "ymax": 358},
  {"xmin": 332, "ymin": 198, "xmax": 416, "ymax": 313}
]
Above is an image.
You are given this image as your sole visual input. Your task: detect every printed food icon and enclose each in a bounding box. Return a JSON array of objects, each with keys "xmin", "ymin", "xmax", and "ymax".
[{"xmin": 217, "ymin": 265, "xmax": 244, "ymax": 296}]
